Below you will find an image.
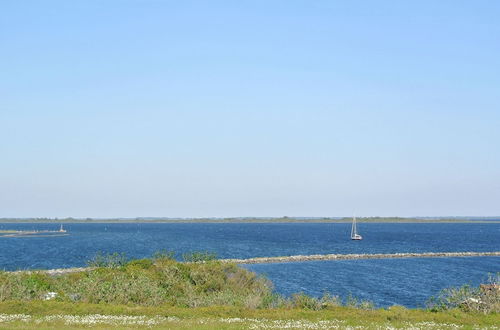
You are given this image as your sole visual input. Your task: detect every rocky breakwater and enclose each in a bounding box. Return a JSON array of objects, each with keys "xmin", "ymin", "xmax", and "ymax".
[
  {"xmin": 223, "ymin": 251, "xmax": 500, "ymax": 264},
  {"xmin": 8, "ymin": 252, "xmax": 500, "ymax": 275}
]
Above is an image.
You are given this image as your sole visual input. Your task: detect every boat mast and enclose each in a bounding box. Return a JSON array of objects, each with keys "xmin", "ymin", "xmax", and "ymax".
[{"xmin": 351, "ymin": 214, "xmax": 356, "ymax": 237}]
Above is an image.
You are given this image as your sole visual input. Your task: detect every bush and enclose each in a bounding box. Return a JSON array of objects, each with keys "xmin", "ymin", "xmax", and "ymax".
[
  {"xmin": 126, "ymin": 259, "xmax": 153, "ymax": 270},
  {"xmin": 289, "ymin": 293, "xmax": 342, "ymax": 310},
  {"xmin": 320, "ymin": 293, "xmax": 342, "ymax": 308},
  {"xmin": 86, "ymin": 252, "xmax": 128, "ymax": 268},
  {"xmin": 345, "ymin": 294, "xmax": 375, "ymax": 310},
  {"xmin": 0, "ymin": 272, "xmax": 53, "ymax": 301},
  {"xmin": 152, "ymin": 250, "xmax": 175, "ymax": 261},
  {"xmin": 291, "ymin": 293, "xmax": 323, "ymax": 310},
  {"xmin": 0, "ymin": 253, "xmax": 273, "ymax": 308},
  {"xmin": 427, "ymin": 273, "xmax": 499, "ymax": 314},
  {"xmin": 182, "ymin": 251, "xmax": 217, "ymax": 262},
  {"xmin": 260, "ymin": 292, "xmax": 287, "ymax": 309},
  {"xmin": 72, "ymin": 270, "xmax": 166, "ymax": 305}
]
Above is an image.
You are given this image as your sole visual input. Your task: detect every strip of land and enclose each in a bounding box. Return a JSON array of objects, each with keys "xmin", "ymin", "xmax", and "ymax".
[
  {"xmin": 223, "ymin": 251, "xmax": 500, "ymax": 264},
  {"xmin": 0, "ymin": 230, "xmax": 68, "ymax": 237},
  {"xmin": 10, "ymin": 251, "xmax": 500, "ymax": 276},
  {"xmin": 1, "ymin": 217, "xmax": 499, "ymax": 223}
]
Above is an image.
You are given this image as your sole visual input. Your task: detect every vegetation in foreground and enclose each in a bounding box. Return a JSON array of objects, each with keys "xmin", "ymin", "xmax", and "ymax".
[
  {"xmin": 427, "ymin": 273, "xmax": 499, "ymax": 314},
  {"xmin": 0, "ymin": 252, "xmax": 374, "ymax": 310},
  {"xmin": 0, "ymin": 253, "xmax": 498, "ymax": 328}
]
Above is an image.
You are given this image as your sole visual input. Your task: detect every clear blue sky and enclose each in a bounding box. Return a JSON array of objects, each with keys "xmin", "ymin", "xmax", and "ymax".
[{"xmin": 1, "ymin": 1, "xmax": 499, "ymax": 218}]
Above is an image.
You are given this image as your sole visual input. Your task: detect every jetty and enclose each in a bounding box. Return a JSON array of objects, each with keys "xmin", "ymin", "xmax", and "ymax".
[
  {"xmin": 0, "ymin": 227, "xmax": 68, "ymax": 237},
  {"xmin": 8, "ymin": 251, "xmax": 499, "ymax": 276},
  {"xmin": 222, "ymin": 251, "xmax": 500, "ymax": 264}
]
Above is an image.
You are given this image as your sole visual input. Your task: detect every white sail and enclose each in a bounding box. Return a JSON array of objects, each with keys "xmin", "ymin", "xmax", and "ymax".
[
  {"xmin": 351, "ymin": 215, "xmax": 362, "ymax": 240},
  {"xmin": 351, "ymin": 215, "xmax": 356, "ymax": 236}
]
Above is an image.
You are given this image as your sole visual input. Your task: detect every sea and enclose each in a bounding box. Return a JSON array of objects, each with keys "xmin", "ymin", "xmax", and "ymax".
[{"xmin": 0, "ymin": 222, "xmax": 499, "ymax": 308}]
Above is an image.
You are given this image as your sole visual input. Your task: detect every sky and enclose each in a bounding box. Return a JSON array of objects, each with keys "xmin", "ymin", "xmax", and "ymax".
[{"xmin": 1, "ymin": 1, "xmax": 499, "ymax": 218}]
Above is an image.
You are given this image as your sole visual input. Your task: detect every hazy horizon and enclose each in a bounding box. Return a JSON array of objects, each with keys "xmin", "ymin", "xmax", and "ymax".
[{"xmin": 1, "ymin": 1, "xmax": 499, "ymax": 218}]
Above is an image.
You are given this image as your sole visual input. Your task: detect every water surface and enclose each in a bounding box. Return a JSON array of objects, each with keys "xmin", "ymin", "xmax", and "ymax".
[{"xmin": 0, "ymin": 222, "xmax": 498, "ymax": 307}]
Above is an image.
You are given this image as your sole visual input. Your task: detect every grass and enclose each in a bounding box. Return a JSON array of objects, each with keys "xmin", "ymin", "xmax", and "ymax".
[{"xmin": 0, "ymin": 301, "xmax": 498, "ymax": 329}]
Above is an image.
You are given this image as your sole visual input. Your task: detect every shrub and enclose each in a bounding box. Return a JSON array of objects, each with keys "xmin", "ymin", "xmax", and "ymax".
[
  {"xmin": 0, "ymin": 253, "xmax": 273, "ymax": 308},
  {"xmin": 0, "ymin": 272, "xmax": 53, "ymax": 301},
  {"xmin": 291, "ymin": 293, "xmax": 323, "ymax": 310},
  {"xmin": 126, "ymin": 259, "xmax": 153, "ymax": 270},
  {"xmin": 345, "ymin": 294, "xmax": 375, "ymax": 310},
  {"xmin": 320, "ymin": 293, "xmax": 342, "ymax": 308},
  {"xmin": 73, "ymin": 271, "xmax": 166, "ymax": 306},
  {"xmin": 86, "ymin": 252, "xmax": 128, "ymax": 268},
  {"xmin": 152, "ymin": 250, "xmax": 175, "ymax": 261},
  {"xmin": 260, "ymin": 292, "xmax": 287, "ymax": 308},
  {"xmin": 182, "ymin": 251, "xmax": 217, "ymax": 262},
  {"xmin": 427, "ymin": 273, "xmax": 499, "ymax": 314}
]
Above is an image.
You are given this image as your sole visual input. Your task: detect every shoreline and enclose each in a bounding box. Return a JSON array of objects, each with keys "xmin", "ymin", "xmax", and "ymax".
[{"xmin": 1, "ymin": 219, "xmax": 499, "ymax": 224}]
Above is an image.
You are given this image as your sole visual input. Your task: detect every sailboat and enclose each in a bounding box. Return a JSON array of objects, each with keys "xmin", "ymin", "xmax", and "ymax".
[
  {"xmin": 59, "ymin": 224, "xmax": 67, "ymax": 233},
  {"xmin": 351, "ymin": 215, "xmax": 362, "ymax": 240}
]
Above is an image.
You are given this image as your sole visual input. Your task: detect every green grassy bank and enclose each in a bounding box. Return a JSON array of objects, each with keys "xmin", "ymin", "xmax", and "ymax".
[{"xmin": 0, "ymin": 253, "xmax": 498, "ymax": 329}]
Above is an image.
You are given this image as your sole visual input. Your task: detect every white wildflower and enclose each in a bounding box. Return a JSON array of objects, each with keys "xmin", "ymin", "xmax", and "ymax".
[
  {"xmin": 43, "ymin": 291, "xmax": 58, "ymax": 300},
  {"xmin": 0, "ymin": 314, "xmax": 31, "ymax": 323}
]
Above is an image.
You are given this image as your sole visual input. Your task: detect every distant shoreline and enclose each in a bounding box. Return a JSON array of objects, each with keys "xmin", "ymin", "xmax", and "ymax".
[{"xmin": 0, "ymin": 217, "xmax": 499, "ymax": 224}]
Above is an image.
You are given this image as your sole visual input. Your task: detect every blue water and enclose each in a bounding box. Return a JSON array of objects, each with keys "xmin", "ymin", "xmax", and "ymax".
[
  {"xmin": 0, "ymin": 222, "xmax": 499, "ymax": 307},
  {"xmin": 244, "ymin": 257, "xmax": 498, "ymax": 308}
]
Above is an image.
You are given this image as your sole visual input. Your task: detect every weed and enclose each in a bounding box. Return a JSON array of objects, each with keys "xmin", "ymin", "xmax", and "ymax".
[
  {"xmin": 86, "ymin": 252, "xmax": 128, "ymax": 268},
  {"xmin": 427, "ymin": 273, "xmax": 499, "ymax": 314},
  {"xmin": 152, "ymin": 250, "xmax": 175, "ymax": 261},
  {"xmin": 182, "ymin": 251, "xmax": 217, "ymax": 262}
]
